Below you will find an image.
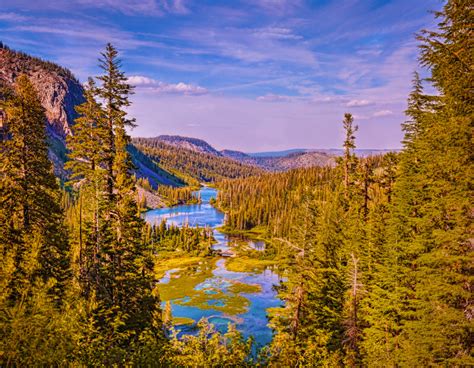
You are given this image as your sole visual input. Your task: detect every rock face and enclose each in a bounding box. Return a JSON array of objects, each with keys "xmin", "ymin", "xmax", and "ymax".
[
  {"xmin": 157, "ymin": 135, "xmax": 222, "ymax": 156},
  {"xmin": 0, "ymin": 45, "xmax": 85, "ymax": 138},
  {"xmin": 0, "ymin": 44, "xmax": 85, "ymax": 176}
]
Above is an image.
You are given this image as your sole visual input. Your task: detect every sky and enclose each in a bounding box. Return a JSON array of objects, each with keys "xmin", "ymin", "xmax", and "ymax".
[{"xmin": 0, "ymin": 0, "xmax": 442, "ymax": 152}]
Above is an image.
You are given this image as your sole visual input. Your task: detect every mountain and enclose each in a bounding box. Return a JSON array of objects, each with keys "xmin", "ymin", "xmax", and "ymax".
[
  {"xmin": 248, "ymin": 148, "xmax": 308, "ymax": 158},
  {"xmin": 220, "ymin": 149, "xmax": 258, "ymax": 166},
  {"xmin": 249, "ymin": 148, "xmax": 400, "ymax": 158},
  {"xmin": 0, "ymin": 43, "xmax": 85, "ymax": 177},
  {"xmin": 255, "ymin": 151, "xmax": 335, "ymax": 171},
  {"xmin": 221, "ymin": 149, "xmax": 335, "ymax": 171},
  {"xmin": 155, "ymin": 136, "xmax": 336, "ymax": 171},
  {"xmin": 132, "ymin": 137, "xmax": 263, "ymax": 183},
  {"xmin": 156, "ymin": 135, "xmax": 222, "ymax": 156}
]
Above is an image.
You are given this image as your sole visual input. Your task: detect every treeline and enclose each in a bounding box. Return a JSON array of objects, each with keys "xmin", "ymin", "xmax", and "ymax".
[
  {"xmin": 157, "ymin": 185, "xmax": 201, "ymax": 206},
  {"xmin": 218, "ymin": 3, "xmax": 473, "ymax": 366},
  {"xmin": 145, "ymin": 220, "xmax": 213, "ymax": 256},
  {"xmin": 216, "ymin": 156, "xmax": 394, "ymax": 238},
  {"xmin": 133, "ymin": 137, "xmax": 264, "ymax": 182},
  {"xmin": 0, "ymin": 41, "xmax": 79, "ymax": 83}
]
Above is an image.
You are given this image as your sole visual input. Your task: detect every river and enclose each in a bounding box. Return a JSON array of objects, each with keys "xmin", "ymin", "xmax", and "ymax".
[{"xmin": 143, "ymin": 187, "xmax": 282, "ymax": 347}]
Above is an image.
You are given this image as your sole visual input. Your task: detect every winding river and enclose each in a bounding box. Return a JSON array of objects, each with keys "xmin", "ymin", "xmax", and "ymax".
[{"xmin": 143, "ymin": 187, "xmax": 282, "ymax": 347}]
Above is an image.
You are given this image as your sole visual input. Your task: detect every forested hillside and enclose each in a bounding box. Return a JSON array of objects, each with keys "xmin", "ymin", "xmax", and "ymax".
[
  {"xmin": 133, "ymin": 137, "xmax": 264, "ymax": 182},
  {"xmin": 216, "ymin": 2, "xmax": 473, "ymax": 365}
]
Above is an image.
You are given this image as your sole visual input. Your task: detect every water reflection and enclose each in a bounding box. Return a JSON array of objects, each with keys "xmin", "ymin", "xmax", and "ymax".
[{"xmin": 143, "ymin": 187, "xmax": 282, "ymax": 346}]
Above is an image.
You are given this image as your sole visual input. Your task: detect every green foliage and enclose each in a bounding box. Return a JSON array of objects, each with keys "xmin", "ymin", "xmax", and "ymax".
[
  {"xmin": 0, "ymin": 1, "xmax": 471, "ymax": 365},
  {"xmin": 146, "ymin": 220, "xmax": 214, "ymax": 255},
  {"xmin": 133, "ymin": 137, "xmax": 264, "ymax": 183},
  {"xmin": 0, "ymin": 74, "xmax": 70, "ymax": 300},
  {"xmin": 158, "ymin": 185, "xmax": 201, "ymax": 206},
  {"xmin": 167, "ymin": 319, "xmax": 254, "ymax": 367}
]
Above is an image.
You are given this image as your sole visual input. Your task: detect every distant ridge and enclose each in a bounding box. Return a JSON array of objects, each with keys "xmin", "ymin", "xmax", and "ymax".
[
  {"xmin": 248, "ymin": 148, "xmax": 400, "ymax": 158},
  {"xmin": 156, "ymin": 135, "xmax": 222, "ymax": 156},
  {"xmin": 248, "ymin": 149, "xmax": 308, "ymax": 158}
]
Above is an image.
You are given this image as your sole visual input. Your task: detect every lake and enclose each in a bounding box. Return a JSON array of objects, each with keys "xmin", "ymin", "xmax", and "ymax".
[{"xmin": 143, "ymin": 187, "xmax": 283, "ymax": 347}]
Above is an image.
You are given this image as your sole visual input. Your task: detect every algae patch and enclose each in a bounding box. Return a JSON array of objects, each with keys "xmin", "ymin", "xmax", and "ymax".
[
  {"xmin": 173, "ymin": 317, "xmax": 195, "ymax": 326},
  {"xmin": 228, "ymin": 281, "xmax": 261, "ymax": 294},
  {"xmin": 225, "ymin": 257, "xmax": 277, "ymax": 273}
]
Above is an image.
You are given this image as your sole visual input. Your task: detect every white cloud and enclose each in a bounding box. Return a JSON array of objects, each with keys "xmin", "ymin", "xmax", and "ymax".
[
  {"xmin": 75, "ymin": 0, "xmax": 190, "ymax": 16},
  {"xmin": 346, "ymin": 99, "xmax": 373, "ymax": 107},
  {"xmin": 373, "ymin": 109, "xmax": 393, "ymax": 117},
  {"xmin": 0, "ymin": 12, "xmax": 28, "ymax": 21},
  {"xmin": 253, "ymin": 27, "xmax": 302, "ymax": 40},
  {"xmin": 128, "ymin": 75, "xmax": 208, "ymax": 95},
  {"xmin": 256, "ymin": 94, "xmax": 292, "ymax": 102}
]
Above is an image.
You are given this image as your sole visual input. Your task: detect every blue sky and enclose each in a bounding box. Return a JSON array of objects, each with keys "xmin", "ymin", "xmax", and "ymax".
[{"xmin": 0, "ymin": 0, "xmax": 441, "ymax": 151}]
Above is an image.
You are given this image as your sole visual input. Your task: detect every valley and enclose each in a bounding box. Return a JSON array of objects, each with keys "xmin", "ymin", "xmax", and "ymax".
[
  {"xmin": 144, "ymin": 187, "xmax": 282, "ymax": 346},
  {"xmin": 0, "ymin": 1, "xmax": 471, "ymax": 366}
]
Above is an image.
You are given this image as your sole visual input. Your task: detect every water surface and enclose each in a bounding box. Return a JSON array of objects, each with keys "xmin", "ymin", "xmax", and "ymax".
[{"xmin": 144, "ymin": 187, "xmax": 282, "ymax": 346}]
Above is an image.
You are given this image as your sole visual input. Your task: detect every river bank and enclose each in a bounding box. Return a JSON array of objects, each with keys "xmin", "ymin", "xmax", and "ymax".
[{"xmin": 143, "ymin": 186, "xmax": 283, "ymax": 346}]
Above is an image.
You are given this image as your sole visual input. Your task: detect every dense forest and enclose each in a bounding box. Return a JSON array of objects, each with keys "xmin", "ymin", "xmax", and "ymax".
[
  {"xmin": 216, "ymin": 2, "xmax": 473, "ymax": 365},
  {"xmin": 133, "ymin": 137, "xmax": 264, "ymax": 183},
  {"xmin": 0, "ymin": 1, "xmax": 472, "ymax": 366}
]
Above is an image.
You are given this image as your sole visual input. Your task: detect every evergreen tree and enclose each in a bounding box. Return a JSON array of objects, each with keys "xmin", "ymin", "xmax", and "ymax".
[
  {"xmin": 94, "ymin": 43, "xmax": 161, "ymax": 350},
  {"xmin": 0, "ymin": 74, "xmax": 69, "ymax": 300},
  {"xmin": 97, "ymin": 43, "xmax": 136, "ymax": 199},
  {"xmin": 341, "ymin": 113, "xmax": 358, "ymax": 201},
  {"xmin": 66, "ymin": 77, "xmax": 109, "ymax": 297},
  {"xmin": 0, "ymin": 75, "xmax": 76, "ymax": 366},
  {"xmin": 364, "ymin": 1, "xmax": 473, "ymax": 365}
]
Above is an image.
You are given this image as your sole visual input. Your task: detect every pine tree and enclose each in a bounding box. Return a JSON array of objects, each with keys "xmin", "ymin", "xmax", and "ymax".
[
  {"xmin": 66, "ymin": 77, "xmax": 110, "ymax": 297},
  {"xmin": 364, "ymin": 1, "xmax": 473, "ymax": 365},
  {"xmin": 0, "ymin": 75, "xmax": 77, "ymax": 366},
  {"xmin": 97, "ymin": 43, "xmax": 136, "ymax": 199},
  {"xmin": 94, "ymin": 43, "xmax": 161, "ymax": 345},
  {"xmin": 341, "ymin": 113, "xmax": 358, "ymax": 201},
  {"xmin": 0, "ymin": 74, "xmax": 69, "ymax": 300}
]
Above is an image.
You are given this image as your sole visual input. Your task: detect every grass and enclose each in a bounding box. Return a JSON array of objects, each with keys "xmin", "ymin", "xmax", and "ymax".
[
  {"xmin": 228, "ymin": 281, "xmax": 262, "ymax": 294},
  {"xmin": 155, "ymin": 256, "xmax": 207, "ymax": 279},
  {"xmin": 157, "ymin": 258, "xmax": 217, "ymax": 301},
  {"xmin": 172, "ymin": 317, "xmax": 195, "ymax": 326},
  {"xmin": 225, "ymin": 257, "xmax": 277, "ymax": 273},
  {"xmin": 216, "ymin": 225, "xmax": 267, "ymax": 240}
]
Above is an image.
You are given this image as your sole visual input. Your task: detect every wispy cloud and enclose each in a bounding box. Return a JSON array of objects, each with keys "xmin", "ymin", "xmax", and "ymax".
[
  {"xmin": 250, "ymin": 0, "xmax": 303, "ymax": 15},
  {"xmin": 252, "ymin": 27, "xmax": 302, "ymax": 40},
  {"xmin": 347, "ymin": 99, "xmax": 373, "ymax": 107},
  {"xmin": 0, "ymin": 12, "xmax": 28, "ymax": 22},
  {"xmin": 256, "ymin": 94, "xmax": 293, "ymax": 102},
  {"xmin": 373, "ymin": 109, "xmax": 393, "ymax": 117},
  {"xmin": 128, "ymin": 75, "xmax": 208, "ymax": 95},
  {"xmin": 0, "ymin": 0, "xmax": 442, "ymax": 149}
]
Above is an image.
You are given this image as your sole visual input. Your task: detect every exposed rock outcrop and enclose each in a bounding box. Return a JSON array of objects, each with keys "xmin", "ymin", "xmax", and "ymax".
[{"xmin": 0, "ymin": 43, "xmax": 85, "ymax": 176}]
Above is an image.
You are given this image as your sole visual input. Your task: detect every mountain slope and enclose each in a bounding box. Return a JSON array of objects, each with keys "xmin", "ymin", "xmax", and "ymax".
[
  {"xmin": 0, "ymin": 43, "xmax": 85, "ymax": 177},
  {"xmin": 221, "ymin": 148, "xmax": 335, "ymax": 171},
  {"xmin": 256, "ymin": 151, "xmax": 335, "ymax": 171},
  {"xmin": 132, "ymin": 137, "xmax": 264, "ymax": 182},
  {"xmin": 154, "ymin": 135, "xmax": 337, "ymax": 171},
  {"xmin": 156, "ymin": 135, "xmax": 222, "ymax": 156}
]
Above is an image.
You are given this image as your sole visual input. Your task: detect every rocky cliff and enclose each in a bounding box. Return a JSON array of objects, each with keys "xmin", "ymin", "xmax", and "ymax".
[{"xmin": 0, "ymin": 43, "xmax": 85, "ymax": 176}]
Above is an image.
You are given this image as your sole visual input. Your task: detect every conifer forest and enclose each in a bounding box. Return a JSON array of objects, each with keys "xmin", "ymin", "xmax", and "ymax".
[{"xmin": 0, "ymin": 1, "xmax": 472, "ymax": 366}]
